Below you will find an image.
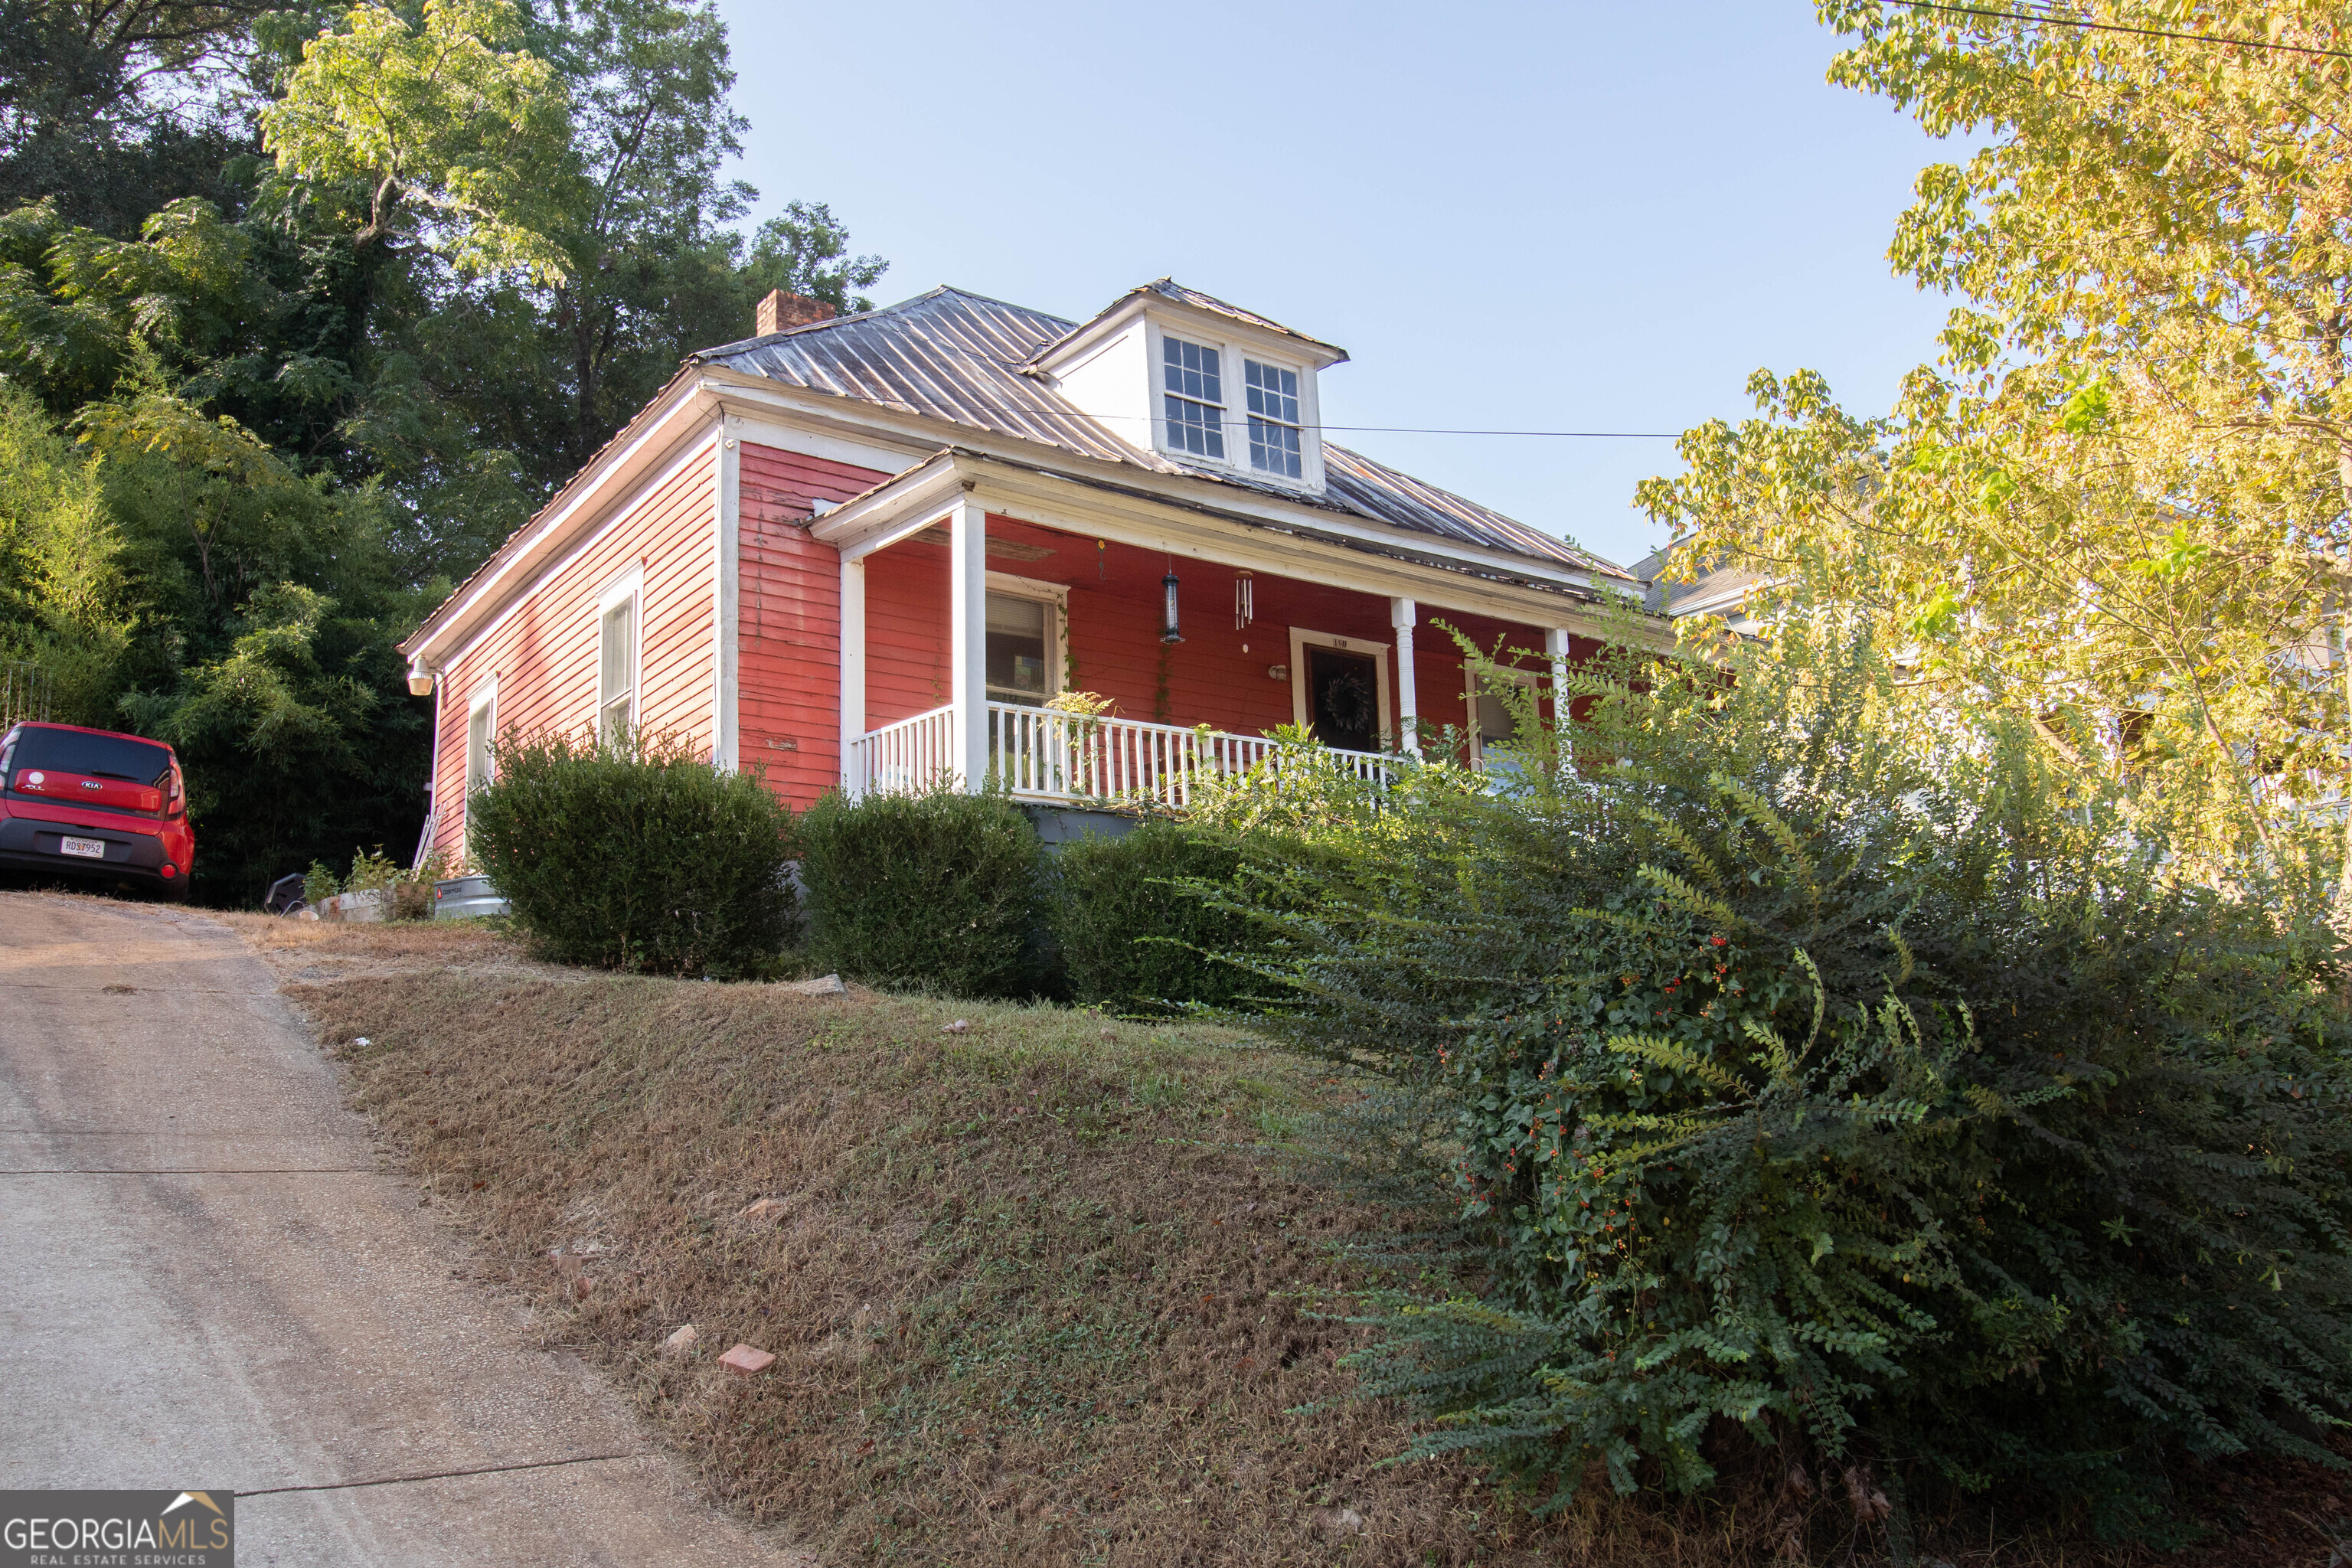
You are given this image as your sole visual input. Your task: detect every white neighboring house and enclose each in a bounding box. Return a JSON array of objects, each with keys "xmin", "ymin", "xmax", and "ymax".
[{"xmin": 1631, "ymin": 539, "xmax": 1763, "ymax": 636}]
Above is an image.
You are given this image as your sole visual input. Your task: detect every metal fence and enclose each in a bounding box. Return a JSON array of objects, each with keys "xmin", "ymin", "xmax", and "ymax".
[{"xmin": 0, "ymin": 662, "xmax": 51, "ymax": 728}]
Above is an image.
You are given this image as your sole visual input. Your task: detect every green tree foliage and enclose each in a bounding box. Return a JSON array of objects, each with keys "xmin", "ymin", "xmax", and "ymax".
[
  {"xmin": 465, "ymin": 727, "xmax": 795, "ymax": 975},
  {"xmin": 1642, "ymin": 3, "xmax": 2352, "ymax": 881},
  {"xmin": 262, "ymin": 0, "xmax": 577, "ymax": 277},
  {"xmin": 798, "ymin": 786, "xmax": 1050, "ymax": 999},
  {"xmin": 1219, "ymin": 629, "xmax": 2352, "ymax": 1532},
  {"xmin": 0, "ymin": 0, "xmax": 885, "ymax": 903},
  {"xmin": 0, "ymin": 0, "xmax": 276, "ymax": 234},
  {"xmin": 0, "ymin": 379, "xmax": 132, "ymax": 720},
  {"xmin": 123, "ymin": 581, "xmax": 422, "ymax": 908}
]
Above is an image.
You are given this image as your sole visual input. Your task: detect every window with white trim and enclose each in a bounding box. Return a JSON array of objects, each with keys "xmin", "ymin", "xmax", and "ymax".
[
  {"xmin": 985, "ymin": 590, "xmax": 1058, "ymax": 706},
  {"xmin": 1161, "ymin": 336, "xmax": 1226, "ymax": 459},
  {"xmin": 598, "ymin": 580, "xmax": 639, "ymax": 746},
  {"xmin": 466, "ymin": 680, "xmax": 496, "ymax": 793},
  {"xmin": 1469, "ymin": 668, "xmax": 1537, "ymax": 769},
  {"xmin": 1244, "ymin": 359, "xmax": 1302, "ymax": 478}
]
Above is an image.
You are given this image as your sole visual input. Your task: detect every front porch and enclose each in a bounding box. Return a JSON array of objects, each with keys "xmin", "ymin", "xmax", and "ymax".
[
  {"xmin": 850, "ymin": 700, "xmax": 1391, "ymax": 807},
  {"xmin": 811, "ymin": 451, "xmax": 1610, "ymax": 808}
]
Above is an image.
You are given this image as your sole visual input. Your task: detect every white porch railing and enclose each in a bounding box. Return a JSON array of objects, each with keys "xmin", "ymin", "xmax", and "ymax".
[
  {"xmin": 845, "ymin": 702, "xmax": 1390, "ymax": 806},
  {"xmin": 848, "ymin": 704, "xmax": 959, "ymax": 795}
]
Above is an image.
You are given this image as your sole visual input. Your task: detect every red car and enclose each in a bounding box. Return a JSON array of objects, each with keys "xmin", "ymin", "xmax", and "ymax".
[{"xmin": 0, "ymin": 722, "xmax": 194, "ymax": 900}]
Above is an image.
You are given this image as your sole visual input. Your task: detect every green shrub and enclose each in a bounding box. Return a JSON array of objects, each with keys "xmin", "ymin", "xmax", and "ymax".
[
  {"xmin": 798, "ymin": 786, "xmax": 1048, "ymax": 998},
  {"xmin": 1052, "ymin": 818, "xmax": 1266, "ymax": 1014},
  {"xmin": 1225, "ymin": 626, "xmax": 2352, "ymax": 1532},
  {"xmin": 466, "ymin": 729, "xmax": 795, "ymax": 975}
]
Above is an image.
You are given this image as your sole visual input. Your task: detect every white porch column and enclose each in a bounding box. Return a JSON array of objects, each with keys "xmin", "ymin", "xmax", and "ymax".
[
  {"xmin": 838, "ymin": 556, "xmax": 866, "ymax": 794},
  {"xmin": 950, "ymin": 495, "xmax": 989, "ymax": 790},
  {"xmin": 1547, "ymin": 628, "xmax": 1573, "ymax": 767},
  {"xmin": 1390, "ymin": 596, "xmax": 1419, "ymax": 755},
  {"xmin": 713, "ymin": 431, "xmax": 741, "ymax": 770}
]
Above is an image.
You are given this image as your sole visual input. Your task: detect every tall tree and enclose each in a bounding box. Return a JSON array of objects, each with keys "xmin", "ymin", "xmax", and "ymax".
[
  {"xmin": 0, "ymin": 0, "xmax": 888, "ymax": 903},
  {"xmin": 260, "ymin": 0, "xmax": 577, "ymax": 277},
  {"xmin": 1644, "ymin": 2, "xmax": 2352, "ymax": 880},
  {"xmin": 0, "ymin": 0, "xmax": 281, "ymax": 232}
]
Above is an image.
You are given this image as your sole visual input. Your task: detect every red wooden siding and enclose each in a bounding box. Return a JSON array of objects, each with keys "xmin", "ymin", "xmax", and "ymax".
[
  {"xmin": 737, "ymin": 442, "xmax": 891, "ymax": 807},
  {"xmin": 859, "ymin": 514, "xmax": 1575, "ymax": 747},
  {"xmin": 863, "ymin": 536, "xmax": 952, "ymax": 729},
  {"xmin": 430, "ymin": 437, "xmax": 721, "ymax": 858},
  {"xmin": 427, "ymin": 444, "xmax": 1606, "ymax": 864}
]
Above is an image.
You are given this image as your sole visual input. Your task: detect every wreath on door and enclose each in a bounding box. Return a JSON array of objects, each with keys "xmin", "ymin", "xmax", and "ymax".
[{"xmin": 1318, "ymin": 668, "xmax": 1376, "ymax": 736}]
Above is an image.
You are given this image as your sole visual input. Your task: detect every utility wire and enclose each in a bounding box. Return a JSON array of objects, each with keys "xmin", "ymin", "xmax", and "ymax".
[
  {"xmin": 835, "ymin": 390, "xmax": 1681, "ymax": 439},
  {"xmin": 1903, "ymin": 2, "xmax": 2352, "ymax": 62}
]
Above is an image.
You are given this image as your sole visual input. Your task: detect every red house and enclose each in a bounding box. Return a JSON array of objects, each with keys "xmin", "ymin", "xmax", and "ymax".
[{"xmin": 399, "ymin": 280, "xmax": 1650, "ymax": 854}]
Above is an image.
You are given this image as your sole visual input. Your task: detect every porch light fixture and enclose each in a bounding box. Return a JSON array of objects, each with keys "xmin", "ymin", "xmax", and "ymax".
[
  {"xmin": 1161, "ymin": 569, "xmax": 1184, "ymax": 645},
  {"xmin": 1234, "ymin": 569, "xmax": 1254, "ymax": 630},
  {"xmin": 407, "ymin": 662, "xmax": 434, "ymax": 697}
]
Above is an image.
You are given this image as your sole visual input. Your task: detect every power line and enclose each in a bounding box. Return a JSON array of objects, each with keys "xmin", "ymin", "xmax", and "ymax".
[
  {"xmin": 844, "ymin": 391, "xmax": 1681, "ymax": 439},
  {"xmin": 1903, "ymin": 2, "xmax": 2352, "ymax": 62}
]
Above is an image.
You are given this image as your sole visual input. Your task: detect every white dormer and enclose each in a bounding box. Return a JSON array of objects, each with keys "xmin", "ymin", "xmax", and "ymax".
[{"xmin": 1024, "ymin": 279, "xmax": 1348, "ymax": 495}]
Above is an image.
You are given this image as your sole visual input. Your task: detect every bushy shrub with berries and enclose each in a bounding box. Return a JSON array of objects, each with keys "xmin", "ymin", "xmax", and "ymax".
[{"xmin": 1214, "ymin": 626, "xmax": 2352, "ymax": 1535}]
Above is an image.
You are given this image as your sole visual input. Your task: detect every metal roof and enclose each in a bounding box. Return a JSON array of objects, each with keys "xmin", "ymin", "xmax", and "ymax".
[{"xmin": 691, "ymin": 285, "xmax": 1632, "ymax": 582}]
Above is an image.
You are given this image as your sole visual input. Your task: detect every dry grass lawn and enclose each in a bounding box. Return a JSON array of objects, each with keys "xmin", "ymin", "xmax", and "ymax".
[{"xmin": 227, "ymin": 913, "xmax": 2347, "ymax": 1568}]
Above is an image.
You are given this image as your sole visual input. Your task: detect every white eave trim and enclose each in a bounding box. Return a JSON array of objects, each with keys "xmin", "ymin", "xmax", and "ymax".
[
  {"xmin": 1027, "ymin": 292, "xmax": 1349, "ymax": 380},
  {"xmin": 403, "ymin": 359, "xmax": 1648, "ymax": 672},
  {"xmin": 813, "ymin": 450, "xmax": 1661, "ymax": 645},
  {"xmin": 403, "ymin": 374, "xmax": 724, "ymax": 668}
]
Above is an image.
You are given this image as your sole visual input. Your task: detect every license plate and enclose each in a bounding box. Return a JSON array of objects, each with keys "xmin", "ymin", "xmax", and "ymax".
[{"xmin": 58, "ymin": 836, "xmax": 106, "ymax": 860}]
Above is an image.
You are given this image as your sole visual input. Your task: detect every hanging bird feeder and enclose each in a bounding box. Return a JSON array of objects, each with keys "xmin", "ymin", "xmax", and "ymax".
[{"xmin": 1161, "ymin": 568, "xmax": 1184, "ymax": 645}]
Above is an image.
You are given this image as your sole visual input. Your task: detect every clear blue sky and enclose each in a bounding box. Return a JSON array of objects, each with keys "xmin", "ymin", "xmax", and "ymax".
[{"xmin": 708, "ymin": 2, "xmax": 1958, "ymax": 573}]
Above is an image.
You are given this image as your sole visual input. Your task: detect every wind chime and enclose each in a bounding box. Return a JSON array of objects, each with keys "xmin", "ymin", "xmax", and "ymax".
[
  {"xmin": 1234, "ymin": 568, "xmax": 1255, "ymax": 652},
  {"xmin": 1161, "ymin": 561, "xmax": 1184, "ymax": 645}
]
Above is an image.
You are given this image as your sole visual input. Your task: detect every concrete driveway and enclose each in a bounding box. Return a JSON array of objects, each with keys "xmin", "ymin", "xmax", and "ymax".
[{"xmin": 0, "ymin": 891, "xmax": 812, "ymax": 1566}]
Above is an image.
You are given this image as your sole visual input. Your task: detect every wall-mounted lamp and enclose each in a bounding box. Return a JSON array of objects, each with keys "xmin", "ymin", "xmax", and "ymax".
[
  {"xmin": 1266, "ymin": 664, "xmax": 1289, "ymax": 682},
  {"xmin": 1161, "ymin": 570, "xmax": 1184, "ymax": 645},
  {"xmin": 407, "ymin": 662, "xmax": 435, "ymax": 697}
]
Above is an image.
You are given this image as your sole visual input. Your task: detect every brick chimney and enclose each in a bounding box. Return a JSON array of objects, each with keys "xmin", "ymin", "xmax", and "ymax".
[{"xmin": 756, "ymin": 289, "xmax": 835, "ymax": 335}]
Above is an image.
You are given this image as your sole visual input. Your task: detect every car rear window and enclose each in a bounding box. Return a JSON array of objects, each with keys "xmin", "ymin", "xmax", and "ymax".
[{"xmin": 7, "ymin": 727, "xmax": 172, "ymax": 786}]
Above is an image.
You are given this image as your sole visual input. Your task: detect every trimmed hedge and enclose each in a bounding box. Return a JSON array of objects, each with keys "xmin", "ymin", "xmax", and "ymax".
[
  {"xmin": 799, "ymin": 787, "xmax": 1050, "ymax": 998},
  {"xmin": 466, "ymin": 730, "xmax": 795, "ymax": 975},
  {"xmin": 1052, "ymin": 819, "xmax": 1264, "ymax": 1014}
]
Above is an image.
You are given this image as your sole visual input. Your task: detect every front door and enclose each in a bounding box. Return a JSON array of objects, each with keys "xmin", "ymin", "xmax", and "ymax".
[{"xmin": 1305, "ymin": 645, "xmax": 1381, "ymax": 753}]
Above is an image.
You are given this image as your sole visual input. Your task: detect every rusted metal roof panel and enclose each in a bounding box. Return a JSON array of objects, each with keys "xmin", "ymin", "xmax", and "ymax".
[
  {"xmin": 694, "ymin": 288, "xmax": 1142, "ymax": 466},
  {"xmin": 692, "ymin": 284, "xmax": 1628, "ymax": 581},
  {"xmin": 1321, "ymin": 445, "xmax": 1625, "ymax": 577}
]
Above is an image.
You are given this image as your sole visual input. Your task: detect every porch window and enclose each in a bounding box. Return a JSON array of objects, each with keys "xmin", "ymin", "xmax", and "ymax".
[
  {"xmin": 985, "ymin": 591, "xmax": 1055, "ymax": 705},
  {"xmin": 1244, "ymin": 359, "xmax": 1302, "ymax": 479},
  {"xmin": 1162, "ymin": 337, "xmax": 1226, "ymax": 459},
  {"xmin": 598, "ymin": 592, "xmax": 637, "ymax": 745},
  {"xmin": 1470, "ymin": 671, "xmax": 1536, "ymax": 767}
]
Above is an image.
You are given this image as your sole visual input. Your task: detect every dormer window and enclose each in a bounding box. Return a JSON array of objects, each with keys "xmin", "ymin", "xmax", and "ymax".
[
  {"xmin": 1244, "ymin": 360, "xmax": 1303, "ymax": 479},
  {"xmin": 1032, "ymin": 284, "xmax": 1342, "ymax": 491},
  {"xmin": 1161, "ymin": 337, "xmax": 1226, "ymax": 459}
]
